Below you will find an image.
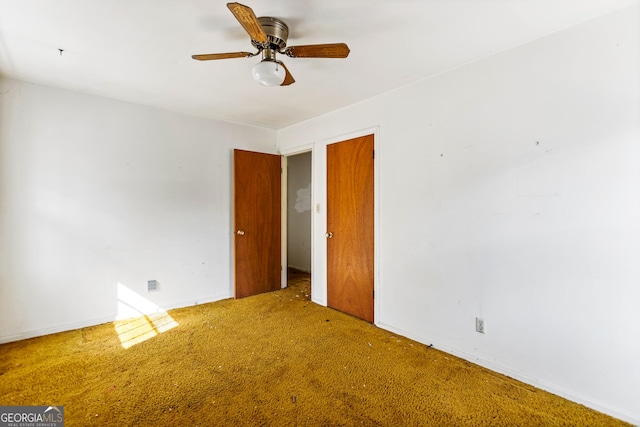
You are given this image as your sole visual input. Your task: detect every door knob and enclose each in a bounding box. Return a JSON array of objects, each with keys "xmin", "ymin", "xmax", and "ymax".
[
  {"xmin": 325, "ymin": 232, "xmax": 333, "ymax": 238},
  {"xmin": 236, "ymin": 230, "xmax": 245, "ymax": 236}
]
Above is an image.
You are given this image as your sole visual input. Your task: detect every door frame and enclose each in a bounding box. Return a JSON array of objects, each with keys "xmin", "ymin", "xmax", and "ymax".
[
  {"xmin": 280, "ymin": 127, "xmax": 380, "ymax": 324},
  {"xmin": 280, "ymin": 144, "xmax": 314, "ymax": 289}
]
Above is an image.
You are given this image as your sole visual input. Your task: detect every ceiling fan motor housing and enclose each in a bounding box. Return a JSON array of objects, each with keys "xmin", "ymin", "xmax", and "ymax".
[{"xmin": 252, "ymin": 17, "xmax": 289, "ymax": 51}]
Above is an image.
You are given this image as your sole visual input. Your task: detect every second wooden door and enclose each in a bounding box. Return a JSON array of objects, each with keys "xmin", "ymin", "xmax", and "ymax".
[{"xmin": 326, "ymin": 134, "xmax": 374, "ymax": 322}]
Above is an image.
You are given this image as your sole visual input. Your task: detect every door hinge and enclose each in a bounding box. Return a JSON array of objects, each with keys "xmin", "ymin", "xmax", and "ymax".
[
  {"xmin": 372, "ymin": 149, "xmax": 375, "ymax": 159},
  {"xmin": 373, "ymin": 290, "xmax": 375, "ymax": 299}
]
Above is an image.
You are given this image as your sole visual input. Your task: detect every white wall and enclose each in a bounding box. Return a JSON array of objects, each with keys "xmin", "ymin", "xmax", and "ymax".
[
  {"xmin": 286, "ymin": 152, "xmax": 312, "ymax": 272},
  {"xmin": 0, "ymin": 78, "xmax": 277, "ymax": 343},
  {"xmin": 278, "ymin": 4, "xmax": 640, "ymax": 424}
]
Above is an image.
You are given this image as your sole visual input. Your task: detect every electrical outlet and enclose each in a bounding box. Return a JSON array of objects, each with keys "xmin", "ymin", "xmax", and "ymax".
[
  {"xmin": 147, "ymin": 280, "xmax": 158, "ymax": 291},
  {"xmin": 476, "ymin": 317, "xmax": 485, "ymax": 334}
]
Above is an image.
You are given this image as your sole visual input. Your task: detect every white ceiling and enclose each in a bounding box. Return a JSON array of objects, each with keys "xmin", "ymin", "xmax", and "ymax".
[{"xmin": 0, "ymin": 0, "xmax": 637, "ymax": 129}]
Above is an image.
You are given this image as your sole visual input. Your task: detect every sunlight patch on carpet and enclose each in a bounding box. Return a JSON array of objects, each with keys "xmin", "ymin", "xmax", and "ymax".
[{"xmin": 114, "ymin": 283, "xmax": 178, "ymax": 349}]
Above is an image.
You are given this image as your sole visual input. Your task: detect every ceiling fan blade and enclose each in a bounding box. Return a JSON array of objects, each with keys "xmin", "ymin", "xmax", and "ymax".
[
  {"xmin": 279, "ymin": 62, "xmax": 295, "ymax": 86},
  {"xmin": 285, "ymin": 43, "xmax": 350, "ymax": 59},
  {"xmin": 227, "ymin": 2, "xmax": 268, "ymax": 44},
  {"xmin": 192, "ymin": 52, "xmax": 253, "ymax": 61}
]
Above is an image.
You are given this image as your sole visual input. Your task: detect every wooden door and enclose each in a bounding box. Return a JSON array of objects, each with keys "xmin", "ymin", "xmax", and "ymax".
[
  {"xmin": 234, "ymin": 149, "xmax": 281, "ymax": 299},
  {"xmin": 327, "ymin": 134, "xmax": 374, "ymax": 322}
]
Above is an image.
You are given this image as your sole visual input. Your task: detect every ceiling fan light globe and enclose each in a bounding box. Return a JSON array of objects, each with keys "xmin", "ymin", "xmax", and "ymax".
[{"xmin": 252, "ymin": 60, "xmax": 286, "ymax": 87}]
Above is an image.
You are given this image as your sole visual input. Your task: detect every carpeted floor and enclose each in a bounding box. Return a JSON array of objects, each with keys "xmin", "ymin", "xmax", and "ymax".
[{"xmin": 0, "ymin": 271, "xmax": 629, "ymax": 426}]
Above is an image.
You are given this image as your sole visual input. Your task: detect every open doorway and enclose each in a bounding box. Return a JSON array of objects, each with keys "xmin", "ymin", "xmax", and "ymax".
[{"xmin": 286, "ymin": 151, "xmax": 312, "ymax": 293}]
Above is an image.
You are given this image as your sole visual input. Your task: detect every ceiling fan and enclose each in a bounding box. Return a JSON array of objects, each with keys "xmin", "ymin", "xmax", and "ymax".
[{"xmin": 192, "ymin": 2, "xmax": 350, "ymax": 87}]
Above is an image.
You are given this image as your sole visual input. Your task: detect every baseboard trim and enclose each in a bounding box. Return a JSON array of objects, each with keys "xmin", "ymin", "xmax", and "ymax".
[
  {"xmin": 0, "ymin": 315, "xmax": 115, "ymax": 344},
  {"xmin": 375, "ymin": 321, "xmax": 638, "ymax": 426},
  {"xmin": 0, "ymin": 292, "xmax": 231, "ymax": 345}
]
